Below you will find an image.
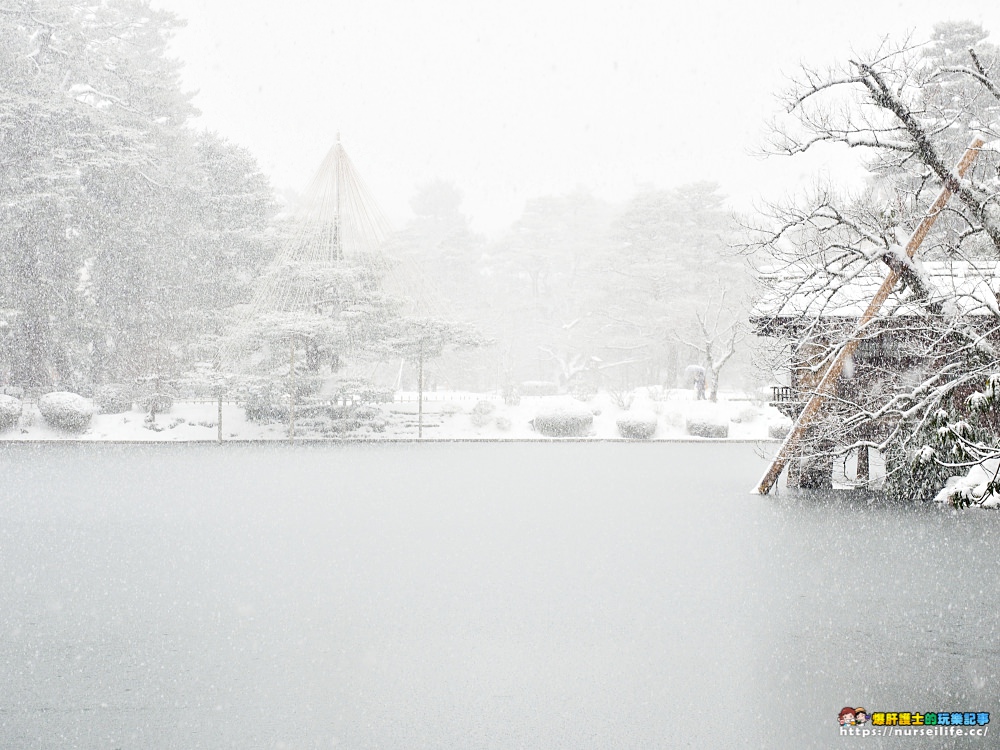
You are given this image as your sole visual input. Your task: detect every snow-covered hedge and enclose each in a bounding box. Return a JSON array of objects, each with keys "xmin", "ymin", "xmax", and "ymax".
[
  {"xmin": 94, "ymin": 383, "xmax": 134, "ymax": 414},
  {"xmin": 532, "ymin": 405, "xmax": 593, "ymax": 437},
  {"xmin": 38, "ymin": 392, "xmax": 93, "ymax": 433},
  {"xmin": 617, "ymin": 411, "xmax": 658, "ymax": 440},
  {"xmin": 0, "ymin": 394, "xmax": 22, "ymax": 431},
  {"xmin": 686, "ymin": 417, "xmax": 729, "ymax": 439}
]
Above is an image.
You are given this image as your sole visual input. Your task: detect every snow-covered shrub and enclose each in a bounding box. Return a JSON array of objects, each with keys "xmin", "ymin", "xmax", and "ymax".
[
  {"xmin": 354, "ymin": 404, "xmax": 381, "ymax": 420},
  {"xmin": 94, "ymin": 383, "xmax": 134, "ymax": 414},
  {"xmin": 0, "ymin": 394, "xmax": 22, "ymax": 431},
  {"xmin": 327, "ymin": 419, "xmax": 362, "ymax": 434},
  {"xmin": 617, "ymin": 411, "xmax": 658, "ymax": 439},
  {"xmin": 570, "ymin": 381, "xmax": 597, "ymax": 402},
  {"xmin": 358, "ymin": 388, "xmax": 394, "ymax": 404},
  {"xmin": 472, "ymin": 400, "xmax": 496, "ymax": 415},
  {"xmin": 885, "ymin": 403, "xmax": 988, "ymax": 504},
  {"xmin": 440, "ymin": 402, "xmax": 463, "ymax": 416},
  {"xmin": 243, "ymin": 387, "xmax": 288, "ymax": 423},
  {"xmin": 521, "ymin": 380, "xmax": 559, "ymax": 397},
  {"xmin": 495, "ymin": 416, "xmax": 512, "ymax": 431},
  {"xmin": 532, "ymin": 405, "xmax": 593, "ymax": 437},
  {"xmin": 470, "ymin": 401, "xmax": 496, "ymax": 426},
  {"xmin": 609, "ymin": 388, "xmax": 635, "ymax": 410},
  {"xmin": 502, "ymin": 384, "xmax": 521, "ymax": 406},
  {"xmin": 38, "ymin": 392, "xmax": 93, "ymax": 432},
  {"xmin": 136, "ymin": 376, "xmax": 176, "ymax": 415},
  {"xmin": 143, "ymin": 412, "xmax": 164, "ymax": 432},
  {"xmin": 137, "ymin": 391, "xmax": 173, "ymax": 414},
  {"xmin": 310, "ymin": 403, "xmax": 352, "ymax": 419},
  {"xmin": 768, "ymin": 420, "xmax": 792, "ymax": 439},
  {"xmin": 470, "ymin": 412, "xmax": 492, "ymax": 428},
  {"xmin": 245, "ymin": 398, "xmax": 287, "ymax": 422},
  {"xmin": 686, "ymin": 417, "xmax": 729, "ymax": 439}
]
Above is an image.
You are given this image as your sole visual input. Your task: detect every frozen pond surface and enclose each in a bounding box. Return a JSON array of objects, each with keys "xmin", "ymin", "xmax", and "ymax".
[{"xmin": 1, "ymin": 442, "xmax": 998, "ymax": 748}]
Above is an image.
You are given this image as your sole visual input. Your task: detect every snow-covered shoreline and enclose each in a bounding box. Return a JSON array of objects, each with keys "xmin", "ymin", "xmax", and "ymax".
[{"xmin": 1, "ymin": 388, "xmax": 790, "ymax": 443}]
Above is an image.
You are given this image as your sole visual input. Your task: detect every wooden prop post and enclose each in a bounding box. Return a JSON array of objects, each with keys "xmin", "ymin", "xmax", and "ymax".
[
  {"xmin": 753, "ymin": 138, "xmax": 984, "ymax": 495},
  {"xmin": 289, "ymin": 337, "xmax": 296, "ymax": 443},
  {"xmin": 417, "ymin": 347, "xmax": 424, "ymax": 439}
]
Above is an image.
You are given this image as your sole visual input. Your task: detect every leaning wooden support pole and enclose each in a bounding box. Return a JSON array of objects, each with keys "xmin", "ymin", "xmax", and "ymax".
[
  {"xmin": 753, "ymin": 138, "xmax": 984, "ymax": 495},
  {"xmin": 289, "ymin": 338, "xmax": 296, "ymax": 443}
]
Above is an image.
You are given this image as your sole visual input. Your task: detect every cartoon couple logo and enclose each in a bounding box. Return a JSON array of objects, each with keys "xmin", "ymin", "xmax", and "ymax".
[{"xmin": 839, "ymin": 707, "xmax": 869, "ymax": 726}]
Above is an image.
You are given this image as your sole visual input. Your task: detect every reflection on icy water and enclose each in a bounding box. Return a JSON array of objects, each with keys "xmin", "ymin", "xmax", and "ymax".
[{"xmin": 0, "ymin": 442, "xmax": 997, "ymax": 748}]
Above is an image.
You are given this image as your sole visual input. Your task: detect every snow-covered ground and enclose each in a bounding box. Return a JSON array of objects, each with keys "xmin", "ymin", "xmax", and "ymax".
[{"xmin": 1, "ymin": 387, "xmax": 789, "ymax": 441}]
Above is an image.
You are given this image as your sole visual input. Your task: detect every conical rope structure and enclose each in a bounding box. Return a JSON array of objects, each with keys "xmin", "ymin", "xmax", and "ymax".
[{"xmin": 222, "ymin": 136, "xmax": 446, "ymax": 373}]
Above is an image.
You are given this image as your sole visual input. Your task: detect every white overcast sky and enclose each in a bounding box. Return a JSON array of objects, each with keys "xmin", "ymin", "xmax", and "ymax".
[{"xmin": 150, "ymin": 0, "xmax": 1000, "ymax": 235}]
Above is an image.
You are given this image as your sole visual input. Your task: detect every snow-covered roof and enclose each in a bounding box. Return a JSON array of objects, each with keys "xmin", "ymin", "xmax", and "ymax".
[{"xmin": 753, "ymin": 259, "xmax": 1000, "ymax": 321}]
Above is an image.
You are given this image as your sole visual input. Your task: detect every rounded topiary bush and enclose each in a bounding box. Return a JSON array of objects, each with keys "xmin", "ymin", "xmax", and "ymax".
[
  {"xmin": 532, "ymin": 405, "xmax": 593, "ymax": 437},
  {"xmin": 94, "ymin": 383, "xmax": 134, "ymax": 414},
  {"xmin": 617, "ymin": 411, "xmax": 658, "ymax": 439},
  {"xmin": 471, "ymin": 400, "xmax": 496, "ymax": 416},
  {"xmin": 768, "ymin": 421, "xmax": 792, "ymax": 439},
  {"xmin": 0, "ymin": 394, "xmax": 22, "ymax": 431},
  {"xmin": 686, "ymin": 418, "xmax": 729, "ymax": 439},
  {"xmin": 38, "ymin": 392, "xmax": 93, "ymax": 433},
  {"xmin": 470, "ymin": 400, "xmax": 496, "ymax": 427}
]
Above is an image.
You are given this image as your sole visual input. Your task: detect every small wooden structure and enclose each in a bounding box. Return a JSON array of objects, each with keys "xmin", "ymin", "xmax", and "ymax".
[
  {"xmin": 753, "ymin": 266, "xmax": 1000, "ymax": 487},
  {"xmin": 751, "ymin": 139, "xmax": 985, "ymax": 493}
]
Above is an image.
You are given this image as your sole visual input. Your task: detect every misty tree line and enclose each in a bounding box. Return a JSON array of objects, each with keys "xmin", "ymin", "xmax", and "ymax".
[
  {"xmin": 391, "ymin": 180, "xmax": 748, "ymax": 395},
  {"xmin": 0, "ymin": 0, "xmax": 750, "ymax": 398}
]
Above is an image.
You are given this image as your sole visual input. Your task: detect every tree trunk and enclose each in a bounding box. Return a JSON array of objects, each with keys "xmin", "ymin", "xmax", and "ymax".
[
  {"xmin": 857, "ymin": 446, "xmax": 870, "ymax": 482},
  {"xmin": 787, "ymin": 454, "xmax": 800, "ymax": 488}
]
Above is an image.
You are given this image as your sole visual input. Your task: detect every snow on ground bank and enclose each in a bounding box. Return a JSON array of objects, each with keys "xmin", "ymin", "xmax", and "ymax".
[{"xmin": 0, "ymin": 388, "xmax": 789, "ymax": 442}]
